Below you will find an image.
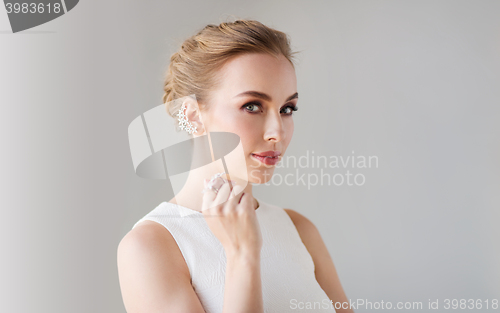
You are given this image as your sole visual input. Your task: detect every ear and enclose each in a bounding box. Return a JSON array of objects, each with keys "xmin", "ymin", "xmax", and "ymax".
[{"xmin": 182, "ymin": 96, "xmax": 205, "ymax": 136}]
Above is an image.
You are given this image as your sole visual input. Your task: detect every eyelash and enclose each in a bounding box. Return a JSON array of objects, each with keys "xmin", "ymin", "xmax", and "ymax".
[{"xmin": 242, "ymin": 101, "xmax": 299, "ymax": 115}]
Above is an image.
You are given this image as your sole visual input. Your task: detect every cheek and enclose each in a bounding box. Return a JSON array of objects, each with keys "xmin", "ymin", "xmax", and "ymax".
[
  {"xmin": 233, "ymin": 120, "xmax": 261, "ymax": 153},
  {"xmin": 214, "ymin": 113, "xmax": 262, "ymax": 151},
  {"xmin": 283, "ymin": 118, "xmax": 294, "ymax": 147}
]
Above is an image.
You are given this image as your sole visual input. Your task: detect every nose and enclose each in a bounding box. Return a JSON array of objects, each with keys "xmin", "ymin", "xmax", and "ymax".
[{"xmin": 263, "ymin": 111, "xmax": 285, "ymax": 143}]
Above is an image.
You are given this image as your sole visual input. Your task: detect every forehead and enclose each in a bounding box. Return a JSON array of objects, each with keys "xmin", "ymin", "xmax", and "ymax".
[{"xmin": 214, "ymin": 53, "xmax": 297, "ymax": 101}]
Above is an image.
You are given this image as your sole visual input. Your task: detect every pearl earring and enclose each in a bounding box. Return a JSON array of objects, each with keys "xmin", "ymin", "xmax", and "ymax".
[{"xmin": 176, "ymin": 103, "xmax": 197, "ymax": 134}]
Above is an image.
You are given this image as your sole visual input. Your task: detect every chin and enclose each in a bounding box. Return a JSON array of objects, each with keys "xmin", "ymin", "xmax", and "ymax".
[{"xmin": 247, "ymin": 168, "xmax": 276, "ymax": 184}]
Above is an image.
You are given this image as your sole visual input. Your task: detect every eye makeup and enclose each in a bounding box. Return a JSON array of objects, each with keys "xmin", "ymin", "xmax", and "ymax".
[{"xmin": 241, "ymin": 101, "xmax": 298, "ymax": 115}]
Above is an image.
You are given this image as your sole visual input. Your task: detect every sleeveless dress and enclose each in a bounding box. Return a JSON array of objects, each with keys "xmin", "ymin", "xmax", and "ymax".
[{"xmin": 132, "ymin": 200, "xmax": 337, "ymax": 313}]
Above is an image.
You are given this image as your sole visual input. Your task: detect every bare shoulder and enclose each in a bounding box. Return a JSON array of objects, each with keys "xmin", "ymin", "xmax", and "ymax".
[
  {"xmin": 283, "ymin": 208, "xmax": 321, "ymax": 242},
  {"xmin": 284, "ymin": 209, "xmax": 354, "ymax": 312},
  {"xmin": 118, "ymin": 220, "xmax": 181, "ymax": 255},
  {"xmin": 117, "ymin": 220, "xmax": 189, "ymax": 271},
  {"xmin": 283, "ymin": 208, "xmax": 331, "ymax": 269},
  {"xmin": 117, "ymin": 221, "xmax": 204, "ymax": 313},
  {"xmin": 283, "ymin": 208, "xmax": 330, "ymax": 271}
]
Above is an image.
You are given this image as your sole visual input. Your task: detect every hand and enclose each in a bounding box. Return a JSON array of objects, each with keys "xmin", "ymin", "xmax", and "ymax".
[{"xmin": 201, "ymin": 177, "xmax": 263, "ymax": 257}]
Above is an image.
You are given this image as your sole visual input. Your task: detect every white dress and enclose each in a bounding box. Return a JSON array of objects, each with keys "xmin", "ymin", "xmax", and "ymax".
[{"xmin": 132, "ymin": 200, "xmax": 337, "ymax": 312}]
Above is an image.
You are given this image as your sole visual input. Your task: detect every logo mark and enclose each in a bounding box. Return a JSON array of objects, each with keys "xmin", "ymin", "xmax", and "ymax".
[{"xmin": 3, "ymin": 0, "xmax": 79, "ymax": 33}]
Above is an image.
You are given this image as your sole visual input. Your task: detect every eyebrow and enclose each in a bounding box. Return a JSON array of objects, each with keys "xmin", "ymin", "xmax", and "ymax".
[{"xmin": 234, "ymin": 91, "xmax": 298, "ymax": 102}]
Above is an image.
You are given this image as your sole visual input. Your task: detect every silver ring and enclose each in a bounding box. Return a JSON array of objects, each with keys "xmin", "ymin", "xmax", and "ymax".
[
  {"xmin": 202, "ymin": 172, "xmax": 226, "ymax": 194},
  {"xmin": 202, "ymin": 184, "xmax": 220, "ymax": 194}
]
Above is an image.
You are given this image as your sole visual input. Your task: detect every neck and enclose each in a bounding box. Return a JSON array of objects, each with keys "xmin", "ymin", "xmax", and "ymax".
[
  {"xmin": 168, "ymin": 162, "xmax": 257, "ymax": 213},
  {"xmin": 168, "ymin": 132, "xmax": 259, "ymax": 212}
]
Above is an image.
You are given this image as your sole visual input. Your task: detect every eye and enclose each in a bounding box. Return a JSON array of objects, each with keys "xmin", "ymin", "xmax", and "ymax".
[
  {"xmin": 243, "ymin": 102, "xmax": 262, "ymax": 113},
  {"xmin": 281, "ymin": 104, "xmax": 298, "ymax": 115}
]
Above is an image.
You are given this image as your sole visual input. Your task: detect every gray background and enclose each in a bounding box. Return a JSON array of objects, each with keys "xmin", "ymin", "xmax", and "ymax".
[{"xmin": 1, "ymin": 0, "xmax": 499, "ymax": 312}]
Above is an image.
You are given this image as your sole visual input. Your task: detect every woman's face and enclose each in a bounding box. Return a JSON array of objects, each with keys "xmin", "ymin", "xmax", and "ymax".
[{"xmin": 200, "ymin": 53, "xmax": 298, "ymax": 184}]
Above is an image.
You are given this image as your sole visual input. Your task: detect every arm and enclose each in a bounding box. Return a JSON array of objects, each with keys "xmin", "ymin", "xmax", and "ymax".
[
  {"xmin": 284, "ymin": 209, "xmax": 355, "ymax": 313},
  {"xmin": 223, "ymin": 250, "xmax": 263, "ymax": 313},
  {"xmin": 117, "ymin": 221, "xmax": 205, "ymax": 313},
  {"xmin": 202, "ymin": 181, "xmax": 264, "ymax": 313}
]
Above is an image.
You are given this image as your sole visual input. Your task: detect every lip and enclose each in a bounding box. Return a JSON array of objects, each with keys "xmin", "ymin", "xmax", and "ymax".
[
  {"xmin": 253, "ymin": 151, "xmax": 281, "ymax": 157},
  {"xmin": 251, "ymin": 151, "xmax": 281, "ymax": 166}
]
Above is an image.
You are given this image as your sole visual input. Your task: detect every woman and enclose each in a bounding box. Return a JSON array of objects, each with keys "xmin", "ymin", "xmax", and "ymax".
[{"xmin": 117, "ymin": 19, "xmax": 354, "ymax": 313}]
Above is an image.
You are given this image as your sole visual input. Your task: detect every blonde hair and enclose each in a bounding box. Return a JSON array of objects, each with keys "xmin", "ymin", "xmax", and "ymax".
[{"xmin": 162, "ymin": 19, "xmax": 299, "ymax": 117}]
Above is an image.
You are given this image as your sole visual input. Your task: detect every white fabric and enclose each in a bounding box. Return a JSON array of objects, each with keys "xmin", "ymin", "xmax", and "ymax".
[{"xmin": 132, "ymin": 200, "xmax": 336, "ymax": 312}]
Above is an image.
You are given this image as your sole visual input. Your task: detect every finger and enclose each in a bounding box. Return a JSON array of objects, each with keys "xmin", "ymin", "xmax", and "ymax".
[
  {"xmin": 202, "ymin": 184, "xmax": 217, "ymax": 212},
  {"xmin": 239, "ymin": 191, "xmax": 253, "ymax": 209},
  {"xmin": 228, "ymin": 183, "xmax": 244, "ymax": 202},
  {"xmin": 212, "ymin": 181, "xmax": 231, "ymax": 207},
  {"xmin": 210, "ymin": 176, "xmax": 225, "ymax": 191}
]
